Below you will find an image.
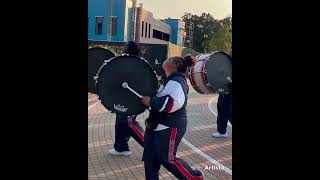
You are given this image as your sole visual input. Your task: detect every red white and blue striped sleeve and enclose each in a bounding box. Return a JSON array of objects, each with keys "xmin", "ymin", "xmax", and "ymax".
[{"xmin": 150, "ymin": 80, "xmax": 185, "ymax": 113}]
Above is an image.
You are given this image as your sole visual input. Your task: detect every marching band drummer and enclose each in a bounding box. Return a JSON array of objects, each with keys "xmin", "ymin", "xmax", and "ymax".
[
  {"xmin": 141, "ymin": 55, "xmax": 204, "ymax": 180},
  {"xmin": 108, "ymin": 41, "xmax": 145, "ymax": 156},
  {"xmin": 212, "ymin": 85, "xmax": 232, "ymax": 138},
  {"xmin": 212, "ymin": 52, "xmax": 232, "ymax": 138}
]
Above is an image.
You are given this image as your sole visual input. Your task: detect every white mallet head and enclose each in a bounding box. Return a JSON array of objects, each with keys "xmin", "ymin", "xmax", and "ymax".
[{"xmin": 122, "ymin": 82, "xmax": 128, "ymax": 88}]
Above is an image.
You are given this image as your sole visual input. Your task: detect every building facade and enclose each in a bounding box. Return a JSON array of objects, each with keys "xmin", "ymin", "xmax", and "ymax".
[
  {"xmin": 88, "ymin": 0, "xmax": 135, "ymax": 42},
  {"xmin": 184, "ymin": 21, "xmax": 194, "ymax": 48},
  {"xmin": 135, "ymin": 4, "xmax": 171, "ymax": 44},
  {"xmin": 164, "ymin": 18, "xmax": 186, "ymax": 46},
  {"xmin": 88, "ymin": 1, "xmax": 186, "ymax": 47}
]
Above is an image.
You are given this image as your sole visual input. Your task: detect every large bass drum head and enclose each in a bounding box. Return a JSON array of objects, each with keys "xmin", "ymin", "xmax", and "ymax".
[
  {"xmin": 88, "ymin": 47, "xmax": 115, "ymax": 93},
  {"xmin": 205, "ymin": 52, "xmax": 232, "ymax": 94},
  {"xmin": 96, "ymin": 55, "xmax": 158, "ymax": 115}
]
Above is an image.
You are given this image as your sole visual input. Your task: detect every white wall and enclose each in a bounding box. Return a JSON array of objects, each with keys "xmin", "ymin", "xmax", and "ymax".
[{"xmin": 138, "ymin": 8, "xmax": 171, "ymax": 44}]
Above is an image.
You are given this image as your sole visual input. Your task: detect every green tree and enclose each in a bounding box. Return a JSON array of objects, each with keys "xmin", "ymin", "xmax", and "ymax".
[
  {"xmin": 182, "ymin": 13, "xmax": 221, "ymax": 53},
  {"xmin": 208, "ymin": 16, "xmax": 232, "ymax": 53}
]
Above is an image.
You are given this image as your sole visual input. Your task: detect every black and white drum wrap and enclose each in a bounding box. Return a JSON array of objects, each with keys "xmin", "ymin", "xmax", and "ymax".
[
  {"xmin": 95, "ymin": 54, "xmax": 159, "ymax": 115},
  {"xmin": 189, "ymin": 51, "xmax": 232, "ymax": 94}
]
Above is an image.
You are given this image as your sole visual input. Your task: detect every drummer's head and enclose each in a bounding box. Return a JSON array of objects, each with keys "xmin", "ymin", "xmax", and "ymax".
[
  {"xmin": 162, "ymin": 54, "xmax": 195, "ymax": 77},
  {"xmin": 123, "ymin": 41, "xmax": 140, "ymax": 56}
]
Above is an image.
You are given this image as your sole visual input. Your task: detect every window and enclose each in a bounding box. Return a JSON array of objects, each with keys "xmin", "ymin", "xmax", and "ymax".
[
  {"xmin": 153, "ymin": 29, "xmax": 170, "ymax": 41},
  {"xmin": 163, "ymin": 33, "xmax": 170, "ymax": 41},
  {"xmin": 95, "ymin": 17, "xmax": 103, "ymax": 35},
  {"xmin": 141, "ymin": 21, "xmax": 144, "ymax": 37},
  {"xmin": 153, "ymin": 29, "xmax": 161, "ymax": 39},
  {"xmin": 145, "ymin": 22, "xmax": 148, "ymax": 38},
  {"xmin": 148, "ymin": 24, "xmax": 151, "ymax": 38},
  {"xmin": 110, "ymin": 17, "xmax": 117, "ymax": 35}
]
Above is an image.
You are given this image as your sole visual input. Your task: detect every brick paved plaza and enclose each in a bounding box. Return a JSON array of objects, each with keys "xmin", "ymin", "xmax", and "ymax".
[{"xmin": 88, "ymin": 82, "xmax": 232, "ymax": 180}]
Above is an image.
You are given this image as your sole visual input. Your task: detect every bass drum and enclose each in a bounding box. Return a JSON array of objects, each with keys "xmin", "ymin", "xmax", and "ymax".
[
  {"xmin": 189, "ymin": 51, "xmax": 232, "ymax": 94},
  {"xmin": 88, "ymin": 47, "xmax": 115, "ymax": 93},
  {"xmin": 95, "ymin": 55, "xmax": 159, "ymax": 115}
]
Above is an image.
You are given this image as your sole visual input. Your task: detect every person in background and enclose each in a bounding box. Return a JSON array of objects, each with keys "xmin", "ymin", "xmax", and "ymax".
[
  {"xmin": 212, "ymin": 52, "xmax": 232, "ymax": 138},
  {"xmin": 108, "ymin": 41, "xmax": 145, "ymax": 156}
]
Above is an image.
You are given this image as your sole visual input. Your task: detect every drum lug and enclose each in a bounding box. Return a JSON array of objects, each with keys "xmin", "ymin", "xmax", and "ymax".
[
  {"xmin": 93, "ymin": 75, "xmax": 98, "ymax": 81},
  {"xmin": 104, "ymin": 59, "xmax": 111, "ymax": 63}
]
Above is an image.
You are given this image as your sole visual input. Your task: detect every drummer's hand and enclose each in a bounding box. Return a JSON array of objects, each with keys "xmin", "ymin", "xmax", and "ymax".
[{"xmin": 141, "ymin": 96, "xmax": 151, "ymax": 107}]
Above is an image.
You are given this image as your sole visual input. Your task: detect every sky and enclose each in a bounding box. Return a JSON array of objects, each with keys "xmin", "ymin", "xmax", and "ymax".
[{"xmin": 139, "ymin": 0, "xmax": 232, "ymax": 20}]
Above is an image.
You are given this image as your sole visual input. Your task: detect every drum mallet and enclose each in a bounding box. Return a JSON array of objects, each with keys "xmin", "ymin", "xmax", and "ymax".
[
  {"xmin": 122, "ymin": 82, "xmax": 151, "ymax": 110},
  {"xmin": 122, "ymin": 82, "xmax": 143, "ymax": 98}
]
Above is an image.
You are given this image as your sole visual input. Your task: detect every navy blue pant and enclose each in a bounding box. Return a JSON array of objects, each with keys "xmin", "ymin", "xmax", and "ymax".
[
  {"xmin": 114, "ymin": 115, "xmax": 144, "ymax": 152},
  {"xmin": 143, "ymin": 128, "xmax": 203, "ymax": 180},
  {"xmin": 217, "ymin": 94, "xmax": 232, "ymax": 134}
]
